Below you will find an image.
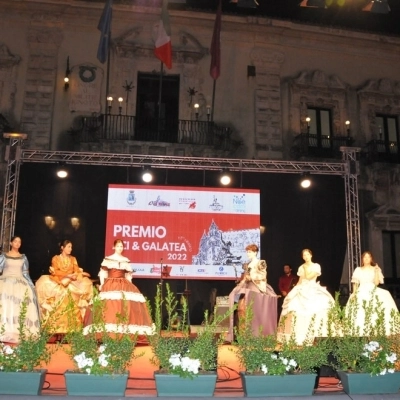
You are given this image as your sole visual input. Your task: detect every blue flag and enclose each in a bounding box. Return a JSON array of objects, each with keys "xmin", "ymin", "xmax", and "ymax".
[{"xmin": 97, "ymin": 0, "xmax": 113, "ymax": 64}]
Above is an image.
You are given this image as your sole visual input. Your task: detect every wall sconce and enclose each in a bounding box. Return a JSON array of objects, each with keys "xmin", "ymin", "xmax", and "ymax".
[
  {"xmin": 206, "ymin": 105, "xmax": 211, "ymax": 122},
  {"xmin": 306, "ymin": 117, "xmax": 311, "ymax": 133},
  {"xmin": 118, "ymin": 97, "xmax": 123, "ymax": 115},
  {"xmin": 187, "ymin": 87, "xmax": 197, "ymax": 107},
  {"xmin": 71, "ymin": 217, "xmax": 80, "ymax": 231},
  {"xmin": 194, "ymin": 103, "xmax": 199, "ymax": 120},
  {"xmin": 107, "ymin": 96, "xmax": 113, "ymax": 114},
  {"xmin": 64, "ymin": 56, "xmax": 70, "ymax": 91},
  {"xmin": 44, "ymin": 216, "xmax": 55, "ymax": 230},
  {"xmin": 345, "ymin": 120, "xmax": 350, "ymax": 137}
]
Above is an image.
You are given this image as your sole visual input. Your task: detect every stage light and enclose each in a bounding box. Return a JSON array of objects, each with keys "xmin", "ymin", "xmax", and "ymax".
[
  {"xmin": 300, "ymin": 173, "xmax": 312, "ymax": 188},
  {"xmin": 363, "ymin": 0, "xmax": 390, "ymax": 13},
  {"xmin": 220, "ymin": 170, "xmax": 231, "ymax": 186},
  {"xmin": 56, "ymin": 164, "xmax": 68, "ymax": 178},
  {"xmin": 142, "ymin": 167, "xmax": 153, "ymax": 183}
]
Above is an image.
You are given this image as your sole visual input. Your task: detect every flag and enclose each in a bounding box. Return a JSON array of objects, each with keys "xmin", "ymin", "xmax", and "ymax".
[
  {"xmin": 210, "ymin": 0, "xmax": 222, "ymax": 80},
  {"xmin": 97, "ymin": 0, "xmax": 113, "ymax": 64},
  {"xmin": 154, "ymin": 0, "xmax": 172, "ymax": 69}
]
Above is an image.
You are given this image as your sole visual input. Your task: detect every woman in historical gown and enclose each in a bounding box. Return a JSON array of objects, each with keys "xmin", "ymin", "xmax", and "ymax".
[
  {"xmin": 346, "ymin": 251, "xmax": 399, "ymax": 336},
  {"xmin": 227, "ymin": 243, "xmax": 278, "ymax": 342},
  {"xmin": 0, "ymin": 236, "xmax": 40, "ymax": 343},
  {"xmin": 278, "ymin": 249, "xmax": 335, "ymax": 345},
  {"xmin": 85, "ymin": 239, "xmax": 153, "ymax": 335},
  {"xmin": 35, "ymin": 240, "xmax": 93, "ymax": 333}
]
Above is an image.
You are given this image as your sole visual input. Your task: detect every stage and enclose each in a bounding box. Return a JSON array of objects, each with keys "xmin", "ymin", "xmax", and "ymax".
[{"xmin": 1, "ymin": 343, "xmax": 399, "ymax": 399}]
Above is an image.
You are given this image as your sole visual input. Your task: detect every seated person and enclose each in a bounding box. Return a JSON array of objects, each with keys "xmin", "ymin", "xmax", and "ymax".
[
  {"xmin": 227, "ymin": 243, "xmax": 278, "ymax": 342},
  {"xmin": 35, "ymin": 240, "xmax": 93, "ymax": 333}
]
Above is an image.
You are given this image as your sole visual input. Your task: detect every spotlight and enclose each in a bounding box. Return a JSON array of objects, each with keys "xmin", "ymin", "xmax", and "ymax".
[
  {"xmin": 300, "ymin": 173, "xmax": 312, "ymax": 189},
  {"xmin": 220, "ymin": 170, "xmax": 231, "ymax": 186},
  {"xmin": 56, "ymin": 164, "xmax": 68, "ymax": 178},
  {"xmin": 142, "ymin": 167, "xmax": 153, "ymax": 183},
  {"xmin": 363, "ymin": 0, "xmax": 390, "ymax": 14}
]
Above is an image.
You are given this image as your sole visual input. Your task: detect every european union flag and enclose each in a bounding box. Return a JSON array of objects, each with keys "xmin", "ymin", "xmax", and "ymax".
[{"xmin": 97, "ymin": 0, "xmax": 113, "ymax": 64}]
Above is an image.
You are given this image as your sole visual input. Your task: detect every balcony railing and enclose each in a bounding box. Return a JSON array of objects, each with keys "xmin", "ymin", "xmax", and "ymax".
[
  {"xmin": 70, "ymin": 114, "xmax": 241, "ymax": 153},
  {"xmin": 290, "ymin": 133, "xmax": 354, "ymax": 159},
  {"xmin": 363, "ymin": 139, "xmax": 400, "ymax": 164}
]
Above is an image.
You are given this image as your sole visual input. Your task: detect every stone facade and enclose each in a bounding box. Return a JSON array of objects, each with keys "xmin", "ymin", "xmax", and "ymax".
[{"xmin": 0, "ymin": 0, "xmax": 400, "ymax": 280}]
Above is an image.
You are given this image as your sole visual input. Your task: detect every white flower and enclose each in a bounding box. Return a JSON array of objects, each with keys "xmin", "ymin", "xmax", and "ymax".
[
  {"xmin": 100, "ymin": 358, "xmax": 109, "ymax": 367},
  {"xmin": 74, "ymin": 352, "xmax": 86, "ymax": 364},
  {"xmin": 288, "ymin": 359, "xmax": 297, "ymax": 367},
  {"xmin": 361, "ymin": 352, "xmax": 370, "ymax": 358},
  {"xmin": 169, "ymin": 354, "xmax": 181, "ymax": 368},
  {"xmin": 85, "ymin": 368, "xmax": 91, "ymax": 375},
  {"xmin": 3, "ymin": 346, "xmax": 13, "ymax": 355},
  {"xmin": 261, "ymin": 364, "xmax": 268, "ymax": 374},
  {"xmin": 388, "ymin": 368, "xmax": 395, "ymax": 374},
  {"xmin": 270, "ymin": 354, "xmax": 278, "ymax": 360},
  {"xmin": 281, "ymin": 358, "xmax": 288, "ymax": 365},
  {"xmin": 379, "ymin": 368, "xmax": 387, "ymax": 375},
  {"xmin": 386, "ymin": 353, "xmax": 397, "ymax": 363},
  {"xmin": 98, "ymin": 345, "xmax": 106, "ymax": 353}
]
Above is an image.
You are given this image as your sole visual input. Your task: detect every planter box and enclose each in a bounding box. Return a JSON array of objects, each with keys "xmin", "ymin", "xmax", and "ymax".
[
  {"xmin": 64, "ymin": 370, "xmax": 129, "ymax": 396},
  {"xmin": 240, "ymin": 371, "xmax": 317, "ymax": 397},
  {"xmin": 0, "ymin": 369, "xmax": 47, "ymax": 395},
  {"xmin": 337, "ymin": 370, "xmax": 400, "ymax": 395},
  {"xmin": 154, "ymin": 371, "xmax": 217, "ymax": 397}
]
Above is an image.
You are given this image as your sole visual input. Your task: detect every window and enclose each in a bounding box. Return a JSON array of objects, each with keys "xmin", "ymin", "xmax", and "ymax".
[
  {"xmin": 307, "ymin": 108, "xmax": 332, "ymax": 149},
  {"xmin": 382, "ymin": 231, "xmax": 400, "ymax": 280},
  {"xmin": 376, "ymin": 115, "xmax": 399, "ymax": 155}
]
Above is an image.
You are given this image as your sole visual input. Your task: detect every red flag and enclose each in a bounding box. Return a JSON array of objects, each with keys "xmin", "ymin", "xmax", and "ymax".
[
  {"xmin": 154, "ymin": 0, "xmax": 172, "ymax": 69},
  {"xmin": 210, "ymin": 0, "xmax": 222, "ymax": 80}
]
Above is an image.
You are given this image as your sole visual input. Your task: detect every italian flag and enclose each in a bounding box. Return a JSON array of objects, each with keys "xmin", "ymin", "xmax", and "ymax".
[{"xmin": 154, "ymin": 0, "xmax": 172, "ymax": 69}]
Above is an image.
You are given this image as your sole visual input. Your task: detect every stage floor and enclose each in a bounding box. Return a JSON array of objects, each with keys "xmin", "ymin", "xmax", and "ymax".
[{"xmin": 1, "ymin": 343, "xmax": 399, "ymax": 399}]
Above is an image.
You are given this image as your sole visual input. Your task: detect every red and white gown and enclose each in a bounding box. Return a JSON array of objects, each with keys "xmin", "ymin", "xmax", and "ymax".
[{"xmin": 84, "ymin": 256, "xmax": 154, "ymax": 335}]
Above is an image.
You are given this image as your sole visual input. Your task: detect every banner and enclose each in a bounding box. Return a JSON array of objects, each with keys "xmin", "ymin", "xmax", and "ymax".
[{"xmin": 105, "ymin": 185, "xmax": 260, "ymax": 280}]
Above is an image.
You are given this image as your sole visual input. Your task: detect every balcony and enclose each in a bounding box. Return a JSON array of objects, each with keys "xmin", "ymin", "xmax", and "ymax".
[
  {"xmin": 290, "ymin": 133, "xmax": 354, "ymax": 160},
  {"xmin": 363, "ymin": 139, "xmax": 400, "ymax": 164},
  {"xmin": 69, "ymin": 114, "xmax": 241, "ymax": 153}
]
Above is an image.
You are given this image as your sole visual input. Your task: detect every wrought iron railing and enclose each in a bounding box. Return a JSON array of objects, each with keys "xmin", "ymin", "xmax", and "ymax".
[
  {"xmin": 290, "ymin": 133, "xmax": 354, "ymax": 159},
  {"xmin": 70, "ymin": 114, "xmax": 241, "ymax": 152},
  {"xmin": 363, "ymin": 139, "xmax": 400, "ymax": 164}
]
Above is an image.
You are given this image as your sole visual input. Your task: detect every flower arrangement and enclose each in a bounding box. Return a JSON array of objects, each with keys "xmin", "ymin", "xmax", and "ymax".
[
  {"xmin": 327, "ymin": 293, "xmax": 400, "ymax": 376},
  {"xmin": 233, "ymin": 304, "xmax": 331, "ymax": 375},
  {"xmin": 0, "ymin": 292, "xmax": 53, "ymax": 372},
  {"xmin": 63, "ymin": 293, "xmax": 141, "ymax": 375},
  {"xmin": 147, "ymin": 283, "xmax": 232, "ymax": 379}
]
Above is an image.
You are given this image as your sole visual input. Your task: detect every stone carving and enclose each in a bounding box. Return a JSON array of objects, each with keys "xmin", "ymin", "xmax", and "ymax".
[{"xmin": 0, "ymin": 44, "xmax": 20, "ymax": 116}]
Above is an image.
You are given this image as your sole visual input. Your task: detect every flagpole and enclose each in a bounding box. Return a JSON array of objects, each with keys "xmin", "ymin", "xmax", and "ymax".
[
  {"xmin": 104, "ymin": 29, "xmax": 112, "ymax": 139},
  {"xmin": 211, "ymin": 79, "xmax": 216, "ymax": 123},
  {"xmin": 157, "ymin": 61, "xmax": 164, "ymax": 141}
]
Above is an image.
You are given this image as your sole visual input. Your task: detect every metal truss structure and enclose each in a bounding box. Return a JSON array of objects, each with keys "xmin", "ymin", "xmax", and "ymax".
[{"xmin": 1, "ymin": 145, "xmax": 361, "ymax": 288}]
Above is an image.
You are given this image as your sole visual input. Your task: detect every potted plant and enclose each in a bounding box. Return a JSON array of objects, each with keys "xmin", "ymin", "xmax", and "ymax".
[
  {"xmin": 62, "ymin": 293, "xmax": 142, "ymax": 396},
  {"xmin": 0, "ymin": 293, "xmax": 54, "ymax": 395},
  {"xmin": 233, "ymin": 305, "xmax": 330, "ymax": 397},
  {"xmin": 147, "ymin": 283, "xmax": 232, "ymax": 397},
  {"xmin": 328, "ymin": 293, "xmax": 400, "ymax": 395}
]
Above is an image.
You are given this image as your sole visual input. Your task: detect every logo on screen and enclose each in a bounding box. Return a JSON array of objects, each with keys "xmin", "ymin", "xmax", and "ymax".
[
  {"xmin": 127, "ymin": 190, "xmax": 136, "ymax": 206},
  {"xmin": 148, "ymin": 196, "xmax": 170, "ymax": 207},
  {"xmin": 233, "ymin": 194, "xmax": 246, "ymax": 213},
  {"xmin": 219, "ymin": 266, "xmax": 224, "ymax": 272},
  {"xmin": 179, "ymin": 266, "xmax": 185, "ymax": 272},
  {"xmin": 209, "ymin": 196, "xmax": 223, "ymax": 211},
  {"xmin": 188, "ymin": 201, "xmax": 196, "ymax": 209},
  {"xmin": 197, "ymin": 269, "xmax": 205, "ymax": 273}
]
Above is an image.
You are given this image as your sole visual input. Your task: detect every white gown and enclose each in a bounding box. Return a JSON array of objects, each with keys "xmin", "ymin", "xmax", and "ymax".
[
  {"xmin": 346, "ymin": 266, "xmax": 399, "ymax": 335},
  {"xmin": 278, "ymin": 263, "xmax": 335, "ymax": 345}
]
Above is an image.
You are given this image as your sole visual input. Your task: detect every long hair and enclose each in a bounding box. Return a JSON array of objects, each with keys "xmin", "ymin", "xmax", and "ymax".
[{"xmin": 361, "ymin": 251, "xmax": 376, "ymax": 267}]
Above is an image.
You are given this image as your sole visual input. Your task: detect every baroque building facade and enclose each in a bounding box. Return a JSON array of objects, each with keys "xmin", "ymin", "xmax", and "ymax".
[{"xmin": 0, "ymin": 0, "xmax": 399, "ymax": 296}]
